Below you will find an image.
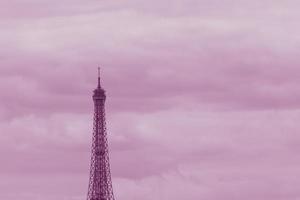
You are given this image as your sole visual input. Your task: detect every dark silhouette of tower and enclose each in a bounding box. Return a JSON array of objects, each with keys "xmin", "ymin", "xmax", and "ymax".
[{"xmin": 87, "ymin": 68, "xmax": 115, "ymax": 200}]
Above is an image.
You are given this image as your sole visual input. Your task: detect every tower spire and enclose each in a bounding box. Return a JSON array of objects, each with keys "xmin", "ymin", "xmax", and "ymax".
[{"xmin": 98, "ymin": 67, "xmax": 101, "ymax": 88}]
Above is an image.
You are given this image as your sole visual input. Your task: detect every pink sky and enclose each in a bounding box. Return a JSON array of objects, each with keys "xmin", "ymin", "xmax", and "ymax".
[{"xmin": 1, "ymin": 0, "xmax": 300, "ymax": 199}]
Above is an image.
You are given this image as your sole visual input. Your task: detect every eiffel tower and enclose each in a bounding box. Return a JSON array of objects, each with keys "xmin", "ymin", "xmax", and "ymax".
[{"xmin": 87, "ymin": 68, "xmax": 115, "ymax": 200}]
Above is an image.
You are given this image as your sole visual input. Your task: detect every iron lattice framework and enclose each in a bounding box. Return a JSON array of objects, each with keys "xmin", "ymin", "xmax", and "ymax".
[{"xmin": 87, "ymin": 68, "xmax": 115, "ymax": 200}]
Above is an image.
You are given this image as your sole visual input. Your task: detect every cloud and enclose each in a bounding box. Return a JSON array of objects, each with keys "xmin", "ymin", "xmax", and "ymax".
[{"xmin": 1, "ymin": 7, "xmax": 300, "ymax": 116}]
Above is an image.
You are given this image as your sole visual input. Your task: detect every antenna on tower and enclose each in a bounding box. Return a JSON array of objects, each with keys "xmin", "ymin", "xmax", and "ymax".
[{"xmin": 98, "ymin": 67, "xmax": 101, "ymax": 88}]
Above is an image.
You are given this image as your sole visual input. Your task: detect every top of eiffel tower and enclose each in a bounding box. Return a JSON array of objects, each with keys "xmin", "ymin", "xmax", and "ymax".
[
  {"xmin": 97, "ymin": 67, "xmax": 101, "ymax": 88},
  {"xmin": 93, "ymin": 67, "xmax": 106, "ymax": 101}
]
